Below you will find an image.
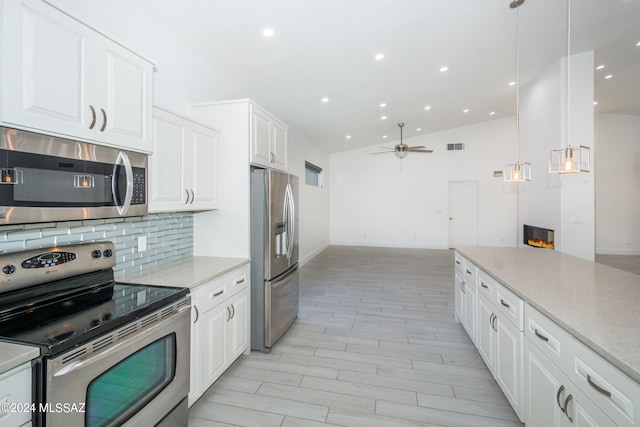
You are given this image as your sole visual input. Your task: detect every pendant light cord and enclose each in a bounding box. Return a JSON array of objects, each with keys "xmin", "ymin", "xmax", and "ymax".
[
  {"xmin": 566, "ymin": 0, "xmax": 571, "ymax": 150},
  {"xmin": 515, "ymin": 2, "xmax": 520, "ymax": 162}
]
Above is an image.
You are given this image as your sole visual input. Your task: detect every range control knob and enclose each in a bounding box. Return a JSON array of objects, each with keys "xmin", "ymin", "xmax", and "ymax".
[
  {"xmin": 103, "ymin": 249, "xmax": 113, "ymax": 258},
  {"xmin": 91, "ymin": 250, "xmax": 102, "ymax": 259},
  {"xmin": 2, "ymin": 264, "xmax": 16, "ymax": 275}
]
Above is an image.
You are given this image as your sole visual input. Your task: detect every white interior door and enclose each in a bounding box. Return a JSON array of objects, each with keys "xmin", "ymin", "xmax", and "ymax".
[{"xmin": 448, "ymin": 181, "xmax": 479, "ymax": 248}]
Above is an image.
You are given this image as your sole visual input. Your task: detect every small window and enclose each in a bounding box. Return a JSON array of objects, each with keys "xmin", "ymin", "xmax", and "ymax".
[{"xmin": 305, "ymin": 161, "xmax": 323, "ymax": 188}]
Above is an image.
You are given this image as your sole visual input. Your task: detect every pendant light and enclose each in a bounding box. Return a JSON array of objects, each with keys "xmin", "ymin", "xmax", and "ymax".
[
  {"xmin": 549, "ymin": 0, "xmax": 590, "ymax": 174},
  {"xmin": 504, "ymin": 0, "xmax": 531, "ymax": 182}
]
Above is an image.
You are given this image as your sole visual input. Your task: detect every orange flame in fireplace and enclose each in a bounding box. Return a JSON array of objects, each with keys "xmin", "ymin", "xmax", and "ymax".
[{"xmin": 527, "ymin": 238, "xmax": 554, "ymax": 249}]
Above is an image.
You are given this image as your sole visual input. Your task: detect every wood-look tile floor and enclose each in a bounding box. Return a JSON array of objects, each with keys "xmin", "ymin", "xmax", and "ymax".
[{"xmin": 188, "ymin": 246, "xmax": 523, "ymax": 427}]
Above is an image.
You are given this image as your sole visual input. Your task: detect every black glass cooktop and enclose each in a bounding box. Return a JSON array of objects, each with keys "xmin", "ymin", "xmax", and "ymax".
[{"xmin": 0, "ymin": 270, "xmax": 188, "ymax": 356}]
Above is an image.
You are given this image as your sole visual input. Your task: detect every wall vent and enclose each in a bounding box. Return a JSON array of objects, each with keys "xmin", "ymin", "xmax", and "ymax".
[{"xmin": 447, "ymin": 143, "xmax": 465, "ymax": 151}]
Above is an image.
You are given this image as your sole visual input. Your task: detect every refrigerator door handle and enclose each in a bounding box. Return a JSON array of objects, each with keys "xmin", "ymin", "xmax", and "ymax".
[{"xmin": 287, "ymin": 184, "xmax": 295, "ymax": 260}]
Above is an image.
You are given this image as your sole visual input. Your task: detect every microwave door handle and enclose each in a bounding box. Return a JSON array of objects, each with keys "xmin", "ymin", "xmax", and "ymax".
[{"xmin": 112, "ymin": 152, "xmax": 134, "ymax": 215}]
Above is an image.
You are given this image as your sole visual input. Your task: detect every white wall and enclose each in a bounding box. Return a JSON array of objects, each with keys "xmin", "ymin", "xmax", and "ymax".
[
  {"xmin": 330, "ymin": 118, "xmax": 518, "ymax": 249},
  {"xmin": 519, "ymin": 52, "xmax": 595, "ymax": 260},
  {"xmin": 596, "ymin": 113, "xmax": 640, "ymax": 255},
  {"xmin": 287, "ymin": 128, "xmax": 331, "ymax": 265}
]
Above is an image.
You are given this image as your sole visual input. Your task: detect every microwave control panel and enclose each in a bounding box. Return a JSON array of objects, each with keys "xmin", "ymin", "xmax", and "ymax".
[{"xmin": 132, "ymin": 168, "xmax": 146, "ymax": 205}]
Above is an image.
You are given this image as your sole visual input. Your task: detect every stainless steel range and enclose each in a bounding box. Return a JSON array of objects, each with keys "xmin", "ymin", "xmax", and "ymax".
[{"xmin": 0, "ymin": 242, "xmax": 190, "ymax": 427}]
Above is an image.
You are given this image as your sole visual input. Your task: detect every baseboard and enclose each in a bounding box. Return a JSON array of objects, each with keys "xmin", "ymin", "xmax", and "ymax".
[
  {"xmin": 596, "ymin": 248, "xmax": 640, "ymax": 256},
  {"xmin": 299, "ymin": 242, "xmax": 330, "ymax": 267},
  {"xmin": 329, "ymin": 240, "xmax": 450, "ymax": 250}
]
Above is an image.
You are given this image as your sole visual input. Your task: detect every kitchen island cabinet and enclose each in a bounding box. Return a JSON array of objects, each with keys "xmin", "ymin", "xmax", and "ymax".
[
  {"xmin": 455, "ymin": 246, "xmax": 640, "ymax": 427},
  {"xmin": 0, "ymin": 0, "xmax": 153, "ymax": 153}
]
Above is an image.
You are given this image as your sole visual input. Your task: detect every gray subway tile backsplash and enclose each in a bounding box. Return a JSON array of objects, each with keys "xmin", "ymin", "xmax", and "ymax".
[{"xmin": 0, "ymin": 212, "xmax": 193, "ymax": 276}]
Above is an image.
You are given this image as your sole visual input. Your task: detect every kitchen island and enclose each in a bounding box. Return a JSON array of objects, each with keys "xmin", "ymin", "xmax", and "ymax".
[{"xmin": 456, "ymin": 245, "xmax": 640, "ymax": 383}]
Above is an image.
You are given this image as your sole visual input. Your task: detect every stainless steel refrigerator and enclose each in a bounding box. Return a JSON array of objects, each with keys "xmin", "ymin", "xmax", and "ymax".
[{"xmin": 250, "ymin": 168, "xmax": 299, "ymax": 352}]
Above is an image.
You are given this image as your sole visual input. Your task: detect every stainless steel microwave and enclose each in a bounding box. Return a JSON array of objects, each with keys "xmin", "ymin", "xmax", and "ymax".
[{"xmin": 0, "ymin": 127, "xmax": 147, "ymax": 225}]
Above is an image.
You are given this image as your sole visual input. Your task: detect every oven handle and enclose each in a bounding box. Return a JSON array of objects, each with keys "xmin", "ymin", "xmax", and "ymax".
[
  {"xmin": 53, "ymin": 302, "xmax": 190, "ymax": 377},
  {"xmin": 112, "ymin": 151, "xmax": 134, "ymax": 216}
]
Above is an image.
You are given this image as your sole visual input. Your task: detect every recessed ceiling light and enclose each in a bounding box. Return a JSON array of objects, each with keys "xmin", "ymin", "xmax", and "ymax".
[
  {"xmin": 346, "ymin": 135, "xmax": 352, "ymax": 139},
  {"xmin": 321, "ymin": 97, "xmax": 329, "ymax": 103},
  {"xmin": 440, "ymin": 66, "xmax": 448, "ymax": 72},
  {"xmin": 263, "ymin": 28, "xmax": 275, "ymax": 37},
  {"xmin": 593, "ymin": 101, "xmax": 598, "ymax": 106},
  {"xmin": 596, "ymin": 65, "xmax": 605, "ymax": 70},
  {"xmin": 382, "ymin": 135, "xmax": 388, "ymax": 139},
  {"xmin": 636, "ymin": 41, "xmax": 640, "ymax": 47},
  {"xmin": 424, "ymin": 106, "xmax": 431, "ymax": 111},
  {"xmin": 508, "ymin": 81, "xmax": 516, "ymax": 86},
  {"xmin": 381, "ymin": 116, "xmax": 387, "ymax": 120},
  {"xmin": 605, "ymin": 74, "xmax": 613, "ymax": 79},
  {"xmin": 375, "ymin": 53, "xmax": 385, "ymax": 61},
  {"xmin": 380, "ymin": 102, "xmax": 387, "ymax": 108},
  {"xmin": 489, "ymin": 111, "xmax": 496, "ymax": 115},
  {"xmin": 416, "ymin": 128, "xmax": 422, "ymax": 131},
  {"xmin": 463, "ymin": 109, "xmax": 469, "ymax": 113}
]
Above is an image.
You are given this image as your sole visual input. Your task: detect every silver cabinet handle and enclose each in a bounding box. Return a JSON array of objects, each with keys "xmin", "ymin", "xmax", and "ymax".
[
  {"xmin": 563, "ymin": 394, "xmax": 573, "ymax": 423},
  {"xmin": 500, "ymin": 299, "xmax": 511, "ymax": 308},
  {"xmin": 587, "ymin": 374, "xmax": 612, "ymax": 398},
  {"xmin": 193, "ymin": 305, "xmax": 199, "ymax": 324},
  {"xmin": 461, "ymin": 281, "xmax": 465, "ymax": 294},
  {"xmin": 213, "ymin": 290, "xmax": 224, "ymax": 297},
  {"xmin": 534, "ymin": 328, "xmax": 549, "ymax": 342},
  {"xmin": 89, "ymin": 105, "xmax": 97, "ymax": 129},
  {"xmin": 491, "ymin": 313, "xmax": 498, "ymax": 331},
  {"xmin": 466, "ymin": 269, "xmax": 472, "ymax": 275},
  {"xmin": 455, "ymin": 260, "xmax": 461, "ymax": 265},
  {"xmin": 185, "ymin": 189, "xmax": 190, "ymax": 204},
  {"xmin": 556, "ymin": 385, "xmax": 565, "ymax": 412},
  {"xmin": 481, "ymin": 282, "xmax": 489, "ymax": 289},
  {"xmin": 190, "ymin": 189, "xmax": 195, "ymax": 204},
  {"xmin": 230, "ymin": 303, "xmax": 235, "ymax": 319},
  {"xmin": 100, "ymin": 108, "xmax": 107, "ymax": 132},
  {"xmin": 226, "ymin": 306, "xmax": 231, "ymax": 321},
  {"xmin": 235, "ymin": 277, "xmax": 245, "ymax": 285}
]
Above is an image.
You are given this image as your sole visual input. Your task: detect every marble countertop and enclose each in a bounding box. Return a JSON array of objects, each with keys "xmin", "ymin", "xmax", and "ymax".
[
  {"xmin": 0, "ymin": 342, "xmax": 39, "ymax": 375},
  {"xmin": 117, "ymin": 256, "xmax": 250, "ymax": 290},
  {"xmin": 456, "ymin": 245, "xmax": 640, "ymax": 384}
]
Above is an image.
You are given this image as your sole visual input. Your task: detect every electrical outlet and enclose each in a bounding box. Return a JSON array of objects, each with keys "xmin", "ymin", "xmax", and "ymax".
[{"xmin": 137, "ymin": 236, "xmax": 147, "ymax": 252}]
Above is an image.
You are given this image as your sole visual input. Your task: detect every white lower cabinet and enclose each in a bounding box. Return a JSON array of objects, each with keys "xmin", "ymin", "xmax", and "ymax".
[
  {"xmin": 0, "ymin": 362, "xmax": 32, "ymax": 427},
  {"xmin": 454, "ymin": 267, "xmax": 477, "ymax": 345},
  {"xmin": 188, "ymin": 264, "xmax": 250, "ymax": 407}
]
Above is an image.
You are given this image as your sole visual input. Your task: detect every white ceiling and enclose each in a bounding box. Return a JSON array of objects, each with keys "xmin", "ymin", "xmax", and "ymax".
[{"xmin": 130, "ymin": 0, "xmax": 640, "ymax": 153}]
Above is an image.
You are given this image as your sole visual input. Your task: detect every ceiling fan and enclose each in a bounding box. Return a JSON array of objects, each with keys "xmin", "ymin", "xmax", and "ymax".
[{"xmin": 372, "ymin": 123, "xmax": 433, "ymax": 158}]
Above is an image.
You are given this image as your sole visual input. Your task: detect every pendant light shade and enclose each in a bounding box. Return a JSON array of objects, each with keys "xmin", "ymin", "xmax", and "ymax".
[
  {"xmin": 549, "ymin": 0, "xmax": 591, "ymax": 174},
  {"xmin": 504, "ymin": 0, "xmax": 531, "ymax": 182}
]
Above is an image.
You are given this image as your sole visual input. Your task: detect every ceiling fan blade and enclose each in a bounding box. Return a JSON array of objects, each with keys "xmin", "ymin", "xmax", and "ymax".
[
  {"xmin": 405, "ymin": 148, "xmax": 433, "ymax": 153},
  {"xmin": 406, "ymin": 145, "xmax": 427, "ymax": 149},
  {"xmin": 371, "ymin": 151, "xmax": 395, "ymax": 154}
]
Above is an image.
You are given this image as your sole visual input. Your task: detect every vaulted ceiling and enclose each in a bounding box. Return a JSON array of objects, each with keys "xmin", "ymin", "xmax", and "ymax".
[{"xmin": 130, "ymin": 0, "xmax": 640, "ymax": 153}]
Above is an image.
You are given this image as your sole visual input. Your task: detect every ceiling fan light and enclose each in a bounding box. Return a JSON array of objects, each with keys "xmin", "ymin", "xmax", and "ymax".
[
  {"xmin": 504, "ymin": 162, "xmax": 531, "ymax": 182},
  {"xmin": 395, "ymin": 150, "xmax": 408, "ymax": 159}
]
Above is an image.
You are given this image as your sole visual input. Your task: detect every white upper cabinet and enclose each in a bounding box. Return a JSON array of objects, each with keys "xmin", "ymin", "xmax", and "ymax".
[
  {"xmin": 249, "ymin": 103, "xmax": 288, "ymax": 171},
  {"xmin": 150, "ymin": 107, "xmax": 220, "ymax": 213},
  {"xmin": 0, "ymin": 0, "xmax": 153, "ymax": 153}
]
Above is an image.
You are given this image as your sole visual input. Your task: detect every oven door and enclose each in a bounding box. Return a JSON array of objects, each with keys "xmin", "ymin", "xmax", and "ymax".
[{"xmin": 45, "ymin": 300, "xmax": 190, "ymax": 427}]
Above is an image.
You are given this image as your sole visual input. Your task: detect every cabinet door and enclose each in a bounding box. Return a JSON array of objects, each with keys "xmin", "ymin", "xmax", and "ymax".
[
  {"xmin": 2, "ymin": 0, "xmax": 96, "ymax": 139},
  {"xmin": 525, "ymin": 340, "xmax": 566, "ymax": 427},
  {"xmin": 202, "ymin": 303, "xmax": 228, "ymax": 389},
  {"xmin": 495, "ymin": 313, "xmax": 524, "ymax": 420},
  {"xmin": 271, "ymin": 120, "xmax": 287, "ymax": 171},
  {"xmin": 250, "ymin": 106, "xmax": 272, "ymax": 167},
  {"xmin": 462, "ymin": 282, "xmax": 477, "ymax": 345},
  {"xmin": 454, "ymin": 272, "xmax": 464, "ymax": 324},
  {"xmin": 95, "ymin": 37, "xmax": 153, "ymax": 152},
  {"xmin": 228, "ymin": 289, "xmax": 249, "ymax": 360},
  {"xmin": 149, "ymin": 109, "xmax": 187, "ymax": 212},
  {"xmin": 570, "ymin": 387, "xmax": 617, "ymax": 427},
  {"xmin": 477, "ymin": 294, "xmax": 495, "ymax": 372},
  {"xmin": 189, "ymin": 124, "xmax": 220, "ymax": 210},
  {"xmin": 188, "ymin": 288, "xmax": 205, "ymax": 407}
]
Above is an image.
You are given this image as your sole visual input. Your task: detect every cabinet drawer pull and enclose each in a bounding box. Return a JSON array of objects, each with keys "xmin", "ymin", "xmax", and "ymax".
[
  {"xmin": 500, "ymin": 299, "xmax": 510, "ymax": 308},
  {"xmin": 100, "ymin": 108, "xmax": 107, "ymax": 132},
  {"xmin": 89, "ymin": 105, "xmax": 97, "ymax": 129},
  {"xmin": 563, "ymin": 394, "xmax": 573, "ymax": 422},
  {"xmin": 213, "ymin": 290, "xmax": 224, "ymax": 297},
  {"xmin": 587, "ymin": 374, "xmax": 612, "ymax": 398},
  {"xmin": 556, "ymin": 385, "xmax": 565, "ymax": 411},
  {"xmin": 466, "ymin": 269, "xmax": 472, "ymax": 275},
  {"xmin": 456, "ymin": 260, "xmax": 461, "ymax": 265},
  {"xmin": 193, "ymin": 305, "xmax": 199, "ymax": 324},
  {"xmin": 235, "ymin": 277, "xmax": 246, "ymax": 285},
  {"xmin": 481, "ymin": 282, "xmax": 489, "ymax": 289},
  {"xmin": 534, "ymin": 328, "xmax": 549, "ymax": 342}
]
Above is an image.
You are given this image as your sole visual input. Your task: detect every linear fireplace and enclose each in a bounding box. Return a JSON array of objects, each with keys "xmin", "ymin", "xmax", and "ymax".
[{"xmin": 523, "ymin": 224, "xmax": 554, "ymax": 249}]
